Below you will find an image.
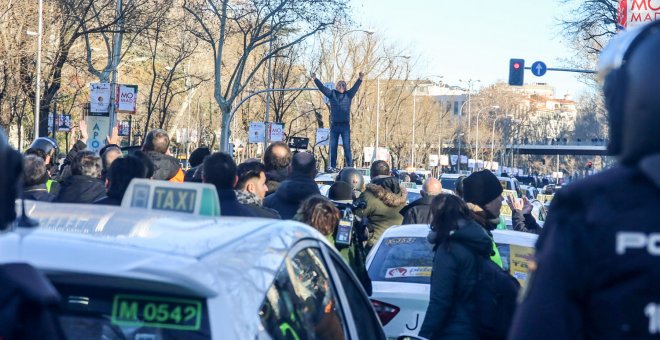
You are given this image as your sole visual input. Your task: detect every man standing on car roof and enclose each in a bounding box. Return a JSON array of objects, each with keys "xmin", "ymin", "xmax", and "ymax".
[
  {"xmin": 510, "ymin": 20, "xmax": 660, "ymax": 339},
  {"xmin": 312, "ymin": 72, "xmax": 363, "ymax": 172}
]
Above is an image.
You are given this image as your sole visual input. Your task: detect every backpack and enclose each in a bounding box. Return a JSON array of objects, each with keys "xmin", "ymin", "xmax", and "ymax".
[{"xmin": 472, "ymin": 252, "xmax": 521, "ymax": 339}]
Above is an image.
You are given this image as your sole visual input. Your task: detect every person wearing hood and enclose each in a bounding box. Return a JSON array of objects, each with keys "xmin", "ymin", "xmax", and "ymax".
[
  {"xmin": 354, "ymin": 160, "xmax": 407, "ymax": 250},
  {"xmin": 263, "ymin": 141, "xmax": 291, "ymax": 195},
  {"xmin": 400, "ymin": 177, "xmax": 443, "ymax": 224},
  {"xmin": 55, "ymin": 151, "xmax": 107, "ymax": 204},
  {"xmin": 419, "ymin": 194, "xmax": 494, "ymax": 340},
  {"xmin": 141, "ymin": 129, "xmax": 184, "ymax": 182},
  {"xmin": 235, "ymin": 161, "xmax": 281, "ymax": 219},
  {"xmin": 510, "ymin": 20, "xmax": 660, "ymax": 339},
  {"xmin": 264, "ymin": 152, "xmax": 320, "ymax": 219}
]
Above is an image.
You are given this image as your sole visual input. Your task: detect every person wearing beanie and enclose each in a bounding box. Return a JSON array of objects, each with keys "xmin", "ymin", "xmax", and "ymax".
[{"xmin": 463, "ymin": 170, "xmax": 541, "ymax": 267}]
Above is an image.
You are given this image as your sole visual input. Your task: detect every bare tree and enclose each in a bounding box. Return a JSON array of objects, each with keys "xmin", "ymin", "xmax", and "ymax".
[
  {"xmin": 183, "ymin": 0, "xmax": 349, "ymax": 151},
  {"xmin": 559, "ymin": 0, "xmax": 618, "ymax": 55}
]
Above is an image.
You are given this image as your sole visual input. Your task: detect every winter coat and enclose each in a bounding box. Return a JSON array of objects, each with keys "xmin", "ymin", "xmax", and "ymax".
[
  {"xmin": 265, "ymin": 168, "xmax": 288, "ymax": 196},
  {"xmin": 145, "ymin": 151, "xmax": 181, "ymax": 181},
  {"xmin": 235, "ymin": 190, "xmax": 281, "ymax": 219},
  {"xmin": 313, "ymin": 78, "xmax": 362, "ymax": 123},
  {"xmin": 55, "ymin": 175, "xmax": 107, "ymax": 204},
  {"xmin": 510, "ymin": 158, "xmax": 660, "ymax": 339},
  {"xmin": 22, "ymin": 184, "xmax": 55, "ymax": 202},
  {"xmin": 263, "ymin": 172, "xmax": 320, "ymax": 219},
  {"xmin": 400, "ymin": 194, "xmax": 435, "ymax": 225},
  {"xmin": 355, "ymin": 181, "xmax": 407, "ymax": 248},
  {"xmin": 216, "ymin": 189, "xmax": 258, "ymax": 217},
  {"xmin": 419, "ymin": 219, "xmax": 493, "ymax": 340}
]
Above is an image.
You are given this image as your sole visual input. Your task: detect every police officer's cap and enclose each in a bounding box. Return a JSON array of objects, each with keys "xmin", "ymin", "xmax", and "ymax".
[{"xmin": 337, "ymin": 167, "xmax": 364, "ymax": 192}]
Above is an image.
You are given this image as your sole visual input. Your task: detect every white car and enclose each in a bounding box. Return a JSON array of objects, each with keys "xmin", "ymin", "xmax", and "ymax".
[
  {"xmin": 2, "ymin": 200, "xmax": 386, "ymax": 339},
  {"xmin": 365, "ymin": 224, "xmax": 537, "ymax": 338}
]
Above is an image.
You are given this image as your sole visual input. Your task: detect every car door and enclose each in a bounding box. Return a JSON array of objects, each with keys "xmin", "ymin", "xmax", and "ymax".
[
  {"xmin": 258, "ymin": 240, "xmax": 350, "ymax": 340},
  {"xmin": 321, "ymin": 244, "xmax": 387, "ymax": 340}
]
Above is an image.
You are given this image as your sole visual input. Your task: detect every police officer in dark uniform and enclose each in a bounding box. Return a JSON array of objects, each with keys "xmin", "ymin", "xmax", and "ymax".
[{"xmin": 509, "ymin": 20, "xmax": 660, "ymax": 339}]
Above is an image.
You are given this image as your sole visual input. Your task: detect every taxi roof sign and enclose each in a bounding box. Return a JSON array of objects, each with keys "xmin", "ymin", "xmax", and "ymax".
[{"xmin": 121, "ymin": 179, "xmax": 220, "ymax": 216}]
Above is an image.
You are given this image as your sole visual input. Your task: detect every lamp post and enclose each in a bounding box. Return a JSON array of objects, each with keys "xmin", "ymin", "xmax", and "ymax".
[
  {"xmin": 456, "ymin": 132, "xmax": 464, "ymax": 172},
  {"xmin": 490, "ymin": 114, "xmax": 514, "ymax": 170},
  {"xmin": 333, "ymin": 28, "xmax": 375, "ymax": 81},
  {"xmin": 459, "ymin": 79, "xmax": 480, "ymax": 147},
  {"xmin": 373, "ymin": 54, "xmax": 411, "ymax": 161},
  {"xmin": 31, "ymin": 0, "xmax": 44, "ymax": 138},
  {"xmin": 474, "ymin": 105, "xmax": 499, "ymax": 168}
]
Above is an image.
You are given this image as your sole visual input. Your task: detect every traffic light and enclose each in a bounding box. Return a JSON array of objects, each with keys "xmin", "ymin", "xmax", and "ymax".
[
  {"xmin": 508, "ymin": 59, "xmax": 525, "ymax": 86},
  {"xmin": 228, "ymin": 143, "xmax": 235, "ymax": 158},
  {"xmin": 586, "ymin": 161, "xmax": 593, "ymax": 169}
]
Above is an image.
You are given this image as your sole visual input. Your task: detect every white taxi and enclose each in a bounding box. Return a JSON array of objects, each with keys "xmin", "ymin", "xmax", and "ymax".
[
  {"xmin": 1, "ymin": 182, "xmax": 386, "ymax": 339},
  {"xmin": 365, "ymin": 224, "xmax": 537, "ymax": 339}
]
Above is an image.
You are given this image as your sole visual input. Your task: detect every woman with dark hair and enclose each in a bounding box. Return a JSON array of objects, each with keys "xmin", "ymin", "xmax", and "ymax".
[
  {"xmin": 419, "ymin": 194, "xmax": 493, "ymax": 340},
  {"xmin": 94, "ymin": 156, "xmax": 147, "ymax": 206}
]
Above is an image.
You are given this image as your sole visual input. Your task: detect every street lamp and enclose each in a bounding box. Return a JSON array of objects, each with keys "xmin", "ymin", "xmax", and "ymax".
[
  {"xmin": 29, "ymin": 0, "xmax": 44, "ymax": 138},
  {"xmin": 489, "ymin": 114, "xmax": 514, "ymax": 170},
  {"xmin": 373, "ymin": 54, "xmax": 411, "ymax": 161},
  {"xmin": 456, "ymin": 132, "xmax": 465, "ymax": 172},
  {"xmin": 459, "ymin": 79, "xmax": 480, "ymax": 146},
  {"xmin": 333, "ymin": 28, "xmax": 375, "ymax": 81},
  {"xmin": 474, "ymin": 105, "xmax": 499, "ymax": 168}
]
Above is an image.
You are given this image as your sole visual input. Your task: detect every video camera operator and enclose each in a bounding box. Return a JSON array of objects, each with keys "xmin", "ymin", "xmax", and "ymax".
[{"xmin": 327, "ymin": 181, "xmax": 372, "ymax": 295}]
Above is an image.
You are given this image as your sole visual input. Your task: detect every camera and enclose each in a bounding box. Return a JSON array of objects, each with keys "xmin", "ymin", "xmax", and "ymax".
[{"xmin": 332, "ymin": 200, "xmax": 368, "ymax": 249}]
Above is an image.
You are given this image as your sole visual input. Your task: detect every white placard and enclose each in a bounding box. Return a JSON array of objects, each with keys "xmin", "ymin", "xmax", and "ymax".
[
  {"xmin": 440, "ymin": 155, "xmax": 449, "ymax": 166},
  {"xmin": 117, "ymin": 85, "xmax": 138, "ymax": 113},
  {"xmin": 86, "ymin": 115, "xmax": 110, "ymax": 152},
  {"xmin": 90, "ymin": 83, "xmax": 111, "ymax": 113},
  {"xmin": 429, "ymin": 154, "xmax": 439, "ymax": 167},
  {"xmin": 248, "ymin": 122, "xmax": 265, "ymax": 143},
  {"xmin": 315, "ymin": 127, "xmax": 342, "ymax": 146},
  {"xmin": 269, "ymin": 123, "xmax": 284, "ymax": 142},
  {"xmin": 58, "ymin": 114, "xmax": 71, "ymax": 132}
]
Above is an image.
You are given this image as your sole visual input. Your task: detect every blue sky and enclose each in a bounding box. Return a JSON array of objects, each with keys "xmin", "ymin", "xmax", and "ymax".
[{"xmin": 351, "ymin": 0, "xmax": 594, "ymax": 98}]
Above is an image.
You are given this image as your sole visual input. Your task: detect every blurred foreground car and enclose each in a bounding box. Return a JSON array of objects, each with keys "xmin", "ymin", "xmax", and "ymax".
[
  {"xmin": 1, "ymin": 180, "xmax": 386, "ymax": 339},
  {"xmin": 365, "ymin": 224, "xmax": 537, "ymax": 339}
]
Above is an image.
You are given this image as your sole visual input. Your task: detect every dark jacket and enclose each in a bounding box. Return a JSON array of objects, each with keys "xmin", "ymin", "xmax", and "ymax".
[
  {"xmin": 419, "ymin": 220, "xmax": 493, "ymax": 340},
  {"xmin": 184, "ymin": 165, "xmax": 203, "ymax": 183},
  {"xmin": 355, "ymin": 180, "xmax": 407, "ymax": 248},
  {"xmin": 263, "ymin": 173, "xmax": 320, "ymax": 219},
  {"xmin": 313, "ymin": 78, "xmax": 362, "ymax": 123},
  {"xmin": 510, "ymin": 159, "xmax": 660, "ymax": 340},
  {"xmin": 22, "ymin": 184, "xmax": 55, "ymax": 202},
  {"xmin": 0, "ymin": 263, "xmax": 66, "ymax": 339},
  {"xmin": 145, "ymin": 151, "xmax": 181, "ymax": 181},
  {"xmin": 235, "ymin": 190, "xmax": 281, "ymax": 219},
  {"xmin": 55, "ymin": 175, "xmax": 107, "ymax": 204},
  {"xmin": 265, "ymin": 168, "xmax": 288, "ymax": 196},
  {"xmin": 400, "ymin": 194, "xmax": 436, "ymax": 225},
  {"xmin": 217, "ymin": 189, "xmax": 257, "ymax": 217}
]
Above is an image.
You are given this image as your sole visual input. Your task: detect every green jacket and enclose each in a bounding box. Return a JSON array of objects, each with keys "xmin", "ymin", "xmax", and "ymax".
[{"xmin": 355, "ymin": 183, "xmax": 407, "ymax": 249}]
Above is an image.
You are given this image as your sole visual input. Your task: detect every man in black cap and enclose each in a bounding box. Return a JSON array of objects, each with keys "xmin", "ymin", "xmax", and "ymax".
[{"xmin": 264, "ymin": 152, "xmax": 320, "ymax": 219}]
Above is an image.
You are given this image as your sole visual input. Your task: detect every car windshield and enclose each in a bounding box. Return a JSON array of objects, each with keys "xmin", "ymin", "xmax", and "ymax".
[
  {"xmin": 368, "ymin": 236, "xmax": 434, "ymax": 284},
  {"xmin": 55, "ymin": 283, "xmax": 211, "ymax": 339},
  {"xmin": 440, "ymin": 178, "xmax": 458, "ymax": 191}
]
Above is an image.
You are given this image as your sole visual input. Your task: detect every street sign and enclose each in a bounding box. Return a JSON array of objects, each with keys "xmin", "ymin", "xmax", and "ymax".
[{"xmin": 531, "ymin": 61, "xmax": 547, "ymax": 77}]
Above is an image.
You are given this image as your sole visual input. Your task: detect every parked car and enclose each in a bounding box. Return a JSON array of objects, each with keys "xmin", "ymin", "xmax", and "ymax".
[{"xmin": 366, "ymin": 224, "xmax": 537, "ymax": 338}]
